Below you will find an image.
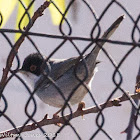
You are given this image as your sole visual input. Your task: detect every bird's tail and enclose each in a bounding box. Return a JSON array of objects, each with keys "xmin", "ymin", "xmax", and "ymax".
[
  {"xmin": 75, "ymin": 16, "xmax": 124, "ymax": 83},
  {"xmin": 86, "ymin": 15, "xmax": 124, "ymax": 65}
]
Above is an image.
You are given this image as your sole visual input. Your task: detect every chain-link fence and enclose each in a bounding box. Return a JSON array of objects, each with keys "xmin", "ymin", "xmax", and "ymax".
[{"xmin": 0, "ymin": 0, "xmax": 140, "ymax": 140}]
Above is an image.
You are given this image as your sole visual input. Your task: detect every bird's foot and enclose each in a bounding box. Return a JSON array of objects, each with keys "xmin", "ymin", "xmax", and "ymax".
[
  {"xmin": 53, "ymin": 113, "xmax": 62, "ymax": 127},
  {"xmin": 53, "ymin": 108, "xmax": 62, "ymax": 127},
  {"xmin": 77, "ymin": 101, "xmax": 85, "ymax": 119}
]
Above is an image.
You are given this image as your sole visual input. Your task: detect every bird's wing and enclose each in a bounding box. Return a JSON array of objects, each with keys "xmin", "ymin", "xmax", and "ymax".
[
  {"xmin": 49, "ymin": 56, "xmax": 80, "ymax": 79},
  {"xmin": 35, "ymin": 56, "xmax": 81, "ymax": 88}
]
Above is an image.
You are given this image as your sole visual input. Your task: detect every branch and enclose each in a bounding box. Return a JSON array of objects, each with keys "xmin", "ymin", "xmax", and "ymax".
[
  {"xmin": 0, "ymin": 1, "xmax": 50, "ymax": 98},
  {"xmin": 0, "ymin": 92, "xmax": 140, "ymax": 139}
]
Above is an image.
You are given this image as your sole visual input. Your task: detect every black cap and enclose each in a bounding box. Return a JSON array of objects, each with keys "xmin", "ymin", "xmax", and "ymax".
[{"xmin": 21, "ymin": 53, "xmax": 44, "ymax": 76}]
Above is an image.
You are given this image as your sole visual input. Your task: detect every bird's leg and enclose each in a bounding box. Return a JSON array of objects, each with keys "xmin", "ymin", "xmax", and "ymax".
[
  {"xmin": 77, "ymin": 101, "xmax": 85, "ymax": 119},
  {"xmin": 53, "ymin": 108, "xmax": 63, "ymax": 127}
]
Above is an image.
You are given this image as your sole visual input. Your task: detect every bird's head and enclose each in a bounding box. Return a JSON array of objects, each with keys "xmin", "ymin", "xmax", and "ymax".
[{"xmin": 18, "ymin": 53, "xmax": 44, "ymax": 88}]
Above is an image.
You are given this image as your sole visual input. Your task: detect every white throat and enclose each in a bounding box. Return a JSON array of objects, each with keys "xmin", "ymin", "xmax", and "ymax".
[{"xmin": 20, "ymin": 71, "xmax": 40, "ymax": 90}]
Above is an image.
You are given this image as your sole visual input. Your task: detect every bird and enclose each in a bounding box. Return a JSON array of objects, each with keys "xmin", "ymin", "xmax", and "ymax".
[{"xmin": 18, "ymin": 16, "xmax": 123, "ymax": 115}]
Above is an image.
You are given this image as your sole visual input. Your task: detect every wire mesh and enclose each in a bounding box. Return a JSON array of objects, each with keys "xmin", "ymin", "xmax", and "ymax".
[{"xmin": 0, "ymin": 0, "xmax": 140, "ymax": 140}]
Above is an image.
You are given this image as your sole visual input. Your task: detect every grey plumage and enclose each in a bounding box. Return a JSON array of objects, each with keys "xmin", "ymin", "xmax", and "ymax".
[{"xmin": 21, "ymin": 16, "xmax": 124, "ymax": 108}]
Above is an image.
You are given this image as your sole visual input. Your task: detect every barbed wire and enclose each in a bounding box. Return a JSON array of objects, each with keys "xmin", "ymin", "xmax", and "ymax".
[{"xmin": 0, "ymin": 0, "xmax": 140, "ymax": 140}]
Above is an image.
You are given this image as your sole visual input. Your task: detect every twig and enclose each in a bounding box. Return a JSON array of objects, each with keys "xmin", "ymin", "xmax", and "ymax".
[
  {"xmin": 122, "ymin": 64, "xmax": 140, "ymax": 139},
  {"xmin": 0, "ymin": 92, "xmax": 140, "ymax": 139},
  {"xmin": 0, "ymin": 1, "xmax": 50, "ymax": 99}
]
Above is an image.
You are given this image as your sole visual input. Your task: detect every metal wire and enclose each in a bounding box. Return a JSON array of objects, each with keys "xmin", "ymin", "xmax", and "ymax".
[{"xmin": 0, "ymin": 0, "xmax": 140, "ymax": 140}]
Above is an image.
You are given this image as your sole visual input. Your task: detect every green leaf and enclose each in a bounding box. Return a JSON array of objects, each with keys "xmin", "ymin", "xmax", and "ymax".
[
  {"xmin": 48, "ymin": 0, "xmax": 66, "ymax": 25},
  {"xmin": 0, "ymin": 0, "xmax": 17, "ymax": 27},
  {"xmin": 15, "ymin": 0, "xmax": 34, "ymax": 41}
]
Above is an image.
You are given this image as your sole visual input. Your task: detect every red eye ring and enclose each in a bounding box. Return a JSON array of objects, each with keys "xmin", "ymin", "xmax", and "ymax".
[{"xmin": 30, "ymin": 65, "xmax": 37, "ymax": 72}]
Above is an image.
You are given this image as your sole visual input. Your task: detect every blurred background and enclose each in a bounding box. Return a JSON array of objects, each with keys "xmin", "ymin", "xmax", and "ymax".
[{"xmin": 0, "ymin": 0, "xmax": 140, "ymax": 139}]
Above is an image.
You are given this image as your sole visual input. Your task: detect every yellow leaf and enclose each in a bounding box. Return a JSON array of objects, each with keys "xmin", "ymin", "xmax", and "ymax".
[
  {"xmin": 0, "ymin": 0, "xmax": 17, "ymax": 27},
  {"xmin": 15, "ymin": 0, "xmax": 34, "ymax": 41},
  {"xmin": 48, "ymin": 0, "xmax": 66, "ymax": 25}
]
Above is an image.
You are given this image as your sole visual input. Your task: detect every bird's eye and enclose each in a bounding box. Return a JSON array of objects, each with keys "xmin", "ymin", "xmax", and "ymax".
[{"xmin": 30, "ymin": 65, "xmax": 37, "ymax": 72}]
